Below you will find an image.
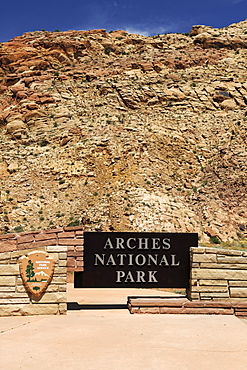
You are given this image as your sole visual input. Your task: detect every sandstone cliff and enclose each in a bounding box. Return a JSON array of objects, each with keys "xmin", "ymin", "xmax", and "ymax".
[{"xmin": 0, "ymin": 21, "xmax": 247, "ymax": 243}]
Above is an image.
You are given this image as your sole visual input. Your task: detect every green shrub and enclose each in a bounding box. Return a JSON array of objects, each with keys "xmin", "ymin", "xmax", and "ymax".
[
  {"xmin": 67, "ymin": 219, "xmax": 80, "ymax": 227},
  {"xmin": 39, "ymin": 139, "xmax": 49, "ymax": 147},
  {"xmin": 104, "ymin": 47, "xmax": 111, "ymax": 55},
  {"xmin": 14, "ymin": 225, "xmax": 24, "ymax": 233},
  {"xmin": 236, "ymin": 231, "xmax": 243, "ymax": 239},
  {"xmin": 209, "ymin": 236, "xmax": 221, "ymax": 244}
]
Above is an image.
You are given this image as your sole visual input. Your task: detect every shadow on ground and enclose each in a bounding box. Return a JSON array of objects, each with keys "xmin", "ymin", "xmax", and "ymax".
[
  {"xmin": 67, "ymin": 296, "xmax": 185, "ymax": 311},
  {"xmin": 67, "ymin": 302, "xmax": 127, "ymax": 310}
]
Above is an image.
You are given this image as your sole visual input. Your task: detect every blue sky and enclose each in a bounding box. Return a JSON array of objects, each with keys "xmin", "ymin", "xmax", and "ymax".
[{"xmin": 0, "ymin": 0, "xmax": 246, "ymax": 42}]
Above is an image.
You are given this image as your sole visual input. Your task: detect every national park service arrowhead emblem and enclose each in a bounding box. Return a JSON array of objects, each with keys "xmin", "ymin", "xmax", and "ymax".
[{"xmin": 19, "ymin": 251, "xmax": 55, "ymax": 298}]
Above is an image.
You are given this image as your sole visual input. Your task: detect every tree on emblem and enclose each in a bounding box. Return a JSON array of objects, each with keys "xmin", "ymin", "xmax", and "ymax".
[
  {"xmin": 33, "ymin": 286, "xmax": 40, "ymax": 291},
  {"xmin": 26, "ymin": 259, "xmax": 35, "ymax": 282}
]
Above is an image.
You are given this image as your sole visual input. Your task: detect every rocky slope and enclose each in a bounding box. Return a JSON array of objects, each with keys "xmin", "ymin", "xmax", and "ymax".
[{"xmin": 0, "ymin": 20, "xmax": 247, "ymax": 242}]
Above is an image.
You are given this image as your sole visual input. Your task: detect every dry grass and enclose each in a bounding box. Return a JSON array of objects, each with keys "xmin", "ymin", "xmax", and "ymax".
[{"xmin": 199, "ymin": 238, "xmax": 247, "ymax": 252}]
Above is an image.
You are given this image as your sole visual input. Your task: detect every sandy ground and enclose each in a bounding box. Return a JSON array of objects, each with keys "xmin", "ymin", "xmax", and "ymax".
[{"xmin": 0, "ymin": 285, "xmax": 247, "ymax": 370}]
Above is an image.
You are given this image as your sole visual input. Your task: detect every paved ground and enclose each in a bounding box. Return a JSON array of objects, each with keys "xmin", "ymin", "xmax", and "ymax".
[{"xmin": 1, "ymin": 284, "xmax": 247, "ymax": 370}]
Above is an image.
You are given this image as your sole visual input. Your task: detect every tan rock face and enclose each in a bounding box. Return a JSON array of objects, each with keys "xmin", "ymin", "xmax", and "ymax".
[
  {"xmin": 192, "ymin": 20, "xmax": 247, "ymax": 49},
  {"xmin": 0, "ymin": 22, "xmax": 247, "ymax": 241},
  {"xmin": 220, "ymin": 99, "xmax": 237, "ymax": 110},
  {"xmin": 6, "ymin": 120, "xmax": 26, "ymax": 134}
]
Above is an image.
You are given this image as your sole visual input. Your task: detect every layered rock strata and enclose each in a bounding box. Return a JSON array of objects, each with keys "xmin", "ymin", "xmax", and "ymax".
[{"xmin": 0, "ymin": 21, "xmax": 247, "ymax": 242}]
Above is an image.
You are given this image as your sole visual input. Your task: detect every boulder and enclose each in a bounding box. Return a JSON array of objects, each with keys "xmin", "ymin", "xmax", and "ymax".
[
  {"xmin": 6, "ymin": 120, "xmax": 26, "ymax": 134},
  {"xmin": 24, "ymin": 109, "xmax": 46, "ymax": 123},
  {"xmin": 5, "ymin": 113, "xmax": 23, "ymax": 123},
  {"xmin": 190, "ymin": 25, "xmax": 213, "ymax": 36},
  {"xmin": 0, "ymin": 85, "xmax": 7, "ymax": 93},
  {"xmin": 7, "ymin": 161, "xmax": 19, "ymax": 172},
  {"xmin": 220, "ymin": 99, "xmax": 237, "ymax": 110}
]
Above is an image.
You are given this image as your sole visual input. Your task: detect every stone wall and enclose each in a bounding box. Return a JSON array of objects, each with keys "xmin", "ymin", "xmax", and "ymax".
[
  {"xmin": 188, "ymin": 247, "xmax": 247, "ymax": 300},
  {"xmin": 129, "ymin": 246, "xmax": 247, "ymax": 315},
  {"xmin": 0, "ymin": 226, "xmax": 84, "ymax": 282},
  {"xmin": 0, "ymin": 245, "xmax": 67, "ymax": 316},
  {"xmin": 128, "ymin": 297, "xmax": 247, "ymax": 316}
]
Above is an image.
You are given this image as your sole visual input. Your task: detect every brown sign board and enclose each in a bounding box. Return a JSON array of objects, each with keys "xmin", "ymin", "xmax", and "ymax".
[
  {"xmin": 19, "ymin": 251, "xmax": 55, "ymax": 298},
  {"xmin": 74, "ymin": 232, "xmax": 198, "ymax": 288}
]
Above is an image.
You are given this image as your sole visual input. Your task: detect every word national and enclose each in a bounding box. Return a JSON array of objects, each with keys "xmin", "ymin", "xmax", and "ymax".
[{"xmin": 94, "ymin": 237, "xmax": 179, "ymax": 283}]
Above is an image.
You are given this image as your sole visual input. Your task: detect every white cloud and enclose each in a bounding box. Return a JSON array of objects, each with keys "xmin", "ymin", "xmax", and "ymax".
[
  {"xmin": 124, "ymin": 24, "xmax": 175, "ymax": 37},
  {"xmin": 221, "ymin": 0, "xmax": 244, "ymax": 3},
  {"xmin": 124, "ymin": 27, "xmax": 150, "ymax": 36}
]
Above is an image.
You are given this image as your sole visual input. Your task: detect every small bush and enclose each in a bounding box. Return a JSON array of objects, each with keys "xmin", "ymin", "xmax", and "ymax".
[
  {"xmin": 39, "ymin": 139, "xmax": 49, "ymax": 147},
  {"xmin": 209, "ymin": 236, "xmax": 221, "ymax": 244},
  {"xmin": 104, "ymin": 47, "xmax": 111, "ymax": 55},
  {"xmin": 67, "ymin": 219, "xmax": 80, "ymax": 227},
  {"xmin": 236, "ymin": 231, "xmax": 243, "ymax": 239},
  {"xmin": 14, "ymin": 225, "xmax": 24, "ymax": 233}
]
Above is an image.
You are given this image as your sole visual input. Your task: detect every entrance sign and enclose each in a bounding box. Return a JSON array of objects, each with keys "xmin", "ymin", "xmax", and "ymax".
[
  {"xmin": 19, "ymin": 251, "xmax": 55, "ymax": 298},
  {"xmin": 74, "ymin": 232, "xmax": 198, "ymax": 288}
]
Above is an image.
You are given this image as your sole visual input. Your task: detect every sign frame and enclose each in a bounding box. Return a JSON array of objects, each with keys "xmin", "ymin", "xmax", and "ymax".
[{"xmin": 74, "ymin": 232, "xmax": 198, "ymax": 289}]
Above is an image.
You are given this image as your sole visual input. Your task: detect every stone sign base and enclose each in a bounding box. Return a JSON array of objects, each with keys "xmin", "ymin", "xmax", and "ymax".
[
  {"xmin": 0, "ymin": 246, "xmax": 67, "ymax": 316},
  {"xmin": 128, "ymin": 297, "xmax": 247, "ymax": 318}
]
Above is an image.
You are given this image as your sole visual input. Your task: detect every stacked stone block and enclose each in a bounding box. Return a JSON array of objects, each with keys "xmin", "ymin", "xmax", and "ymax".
[
  {"xmin": 128, "ymin": 297, "xmax": 247, "ymax": 316},
  {"xmin": 188, "ymin": 247, "xmax": 247, "ymax": 300},
  {"xmin": 0, "ymin": 245, "xmax": 67, "ymax": 316},
  {"xmin": 128, "ymin": 247, "xmax": 247, "ymax": 316},
  {"xmin": 0, "ymin": 226, "xmax": 84, "ymax": 282}
]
